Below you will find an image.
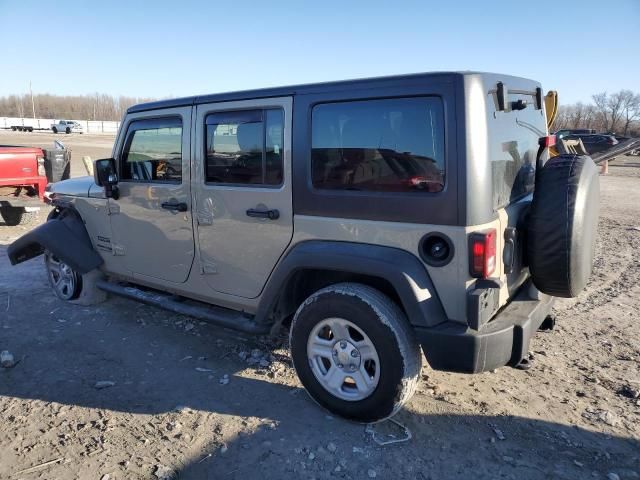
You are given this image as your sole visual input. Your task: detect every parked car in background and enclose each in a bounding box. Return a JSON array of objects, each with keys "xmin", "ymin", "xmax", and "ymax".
[
  {"xmin": 0, "ymin": 146, "xmax": 47, "ymax": 225},
  {"xmin": 555, "ymin": 128, "xmax": 596, "ymax": 140},
  {"xmin": 51, "ymin": 120, "xmax": 83, "ymax": 134},
  {"xmin": 564, "ymin": 134, "xmax": 619, "ymax": 155},
  {"xmin": 0, "ymin": 142, "xmax": 71, "ymax": 225}
]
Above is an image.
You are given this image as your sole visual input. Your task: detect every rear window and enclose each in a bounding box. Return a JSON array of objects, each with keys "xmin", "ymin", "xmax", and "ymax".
[
  {"xmin": 489, "ymin": 92, "xmax": 541, "ymax": 209},
  {"xmin": 205, "ymin": 109, "xmax": 284, "ymax": 186},
  {"xmin": 311, "ymin": 97, "xmax": 445, "ymax": 193}
]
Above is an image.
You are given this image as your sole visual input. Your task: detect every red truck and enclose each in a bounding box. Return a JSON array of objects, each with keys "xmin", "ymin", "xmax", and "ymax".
[{"xmin": 0, "ymin": 145, "xmax": 70, "ymax": 226}]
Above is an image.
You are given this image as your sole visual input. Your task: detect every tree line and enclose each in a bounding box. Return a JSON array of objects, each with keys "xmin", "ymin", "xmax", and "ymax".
[
  {"xmin": 552, "ymin": 89, "xmax": 640, "ymax": 137},
  {"xmin": 0, "ymin": 93, "xmax": 157, "ymax": 121}
]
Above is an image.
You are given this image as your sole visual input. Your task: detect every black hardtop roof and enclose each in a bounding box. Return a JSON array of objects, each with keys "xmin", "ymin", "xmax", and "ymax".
[{"xmin": 127, "ymin": 71, "xmax": 535, "ymax": 114}]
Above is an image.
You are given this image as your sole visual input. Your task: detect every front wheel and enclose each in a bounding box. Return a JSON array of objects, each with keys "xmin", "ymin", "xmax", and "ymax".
[
  {"xmin": 65, "ymin": 127, "xmax": 71, "ymax": 134},
  {"xmin": 45, "ymin": 253, "xmax": 82, "ymax": 300},
  {"xmin": 290, "ymin": 283, "xmax": 422, "ymax": 422}
]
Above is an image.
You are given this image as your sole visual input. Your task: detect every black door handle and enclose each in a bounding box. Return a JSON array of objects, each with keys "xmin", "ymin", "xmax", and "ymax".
[
  {"xmin": 246, "ymin": 208, "xmax": 280, "ymax": 220},
  {"xmin": 161, "ymin": 201, "xmax": 188, "ymax": 212}
]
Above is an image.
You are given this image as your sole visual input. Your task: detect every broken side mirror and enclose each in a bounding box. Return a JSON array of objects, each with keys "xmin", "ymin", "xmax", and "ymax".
[{"xmin": 94, "ymin": 158, "xmax": 119, "ymax": 199}]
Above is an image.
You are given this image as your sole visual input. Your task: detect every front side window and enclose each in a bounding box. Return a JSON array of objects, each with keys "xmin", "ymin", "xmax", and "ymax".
[
  {"xmin": 121, "ymin": 117, "xmax": 182, "ymax": 182},
  {"xmin": 205, "ymin": 108, "xmax": 284, "ymax": 185},
  {"xmin": 311, "ymin": 97, "xmax": 445, "ymax": 193}
]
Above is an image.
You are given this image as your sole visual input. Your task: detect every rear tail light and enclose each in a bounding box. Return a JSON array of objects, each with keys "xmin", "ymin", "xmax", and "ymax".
[
  {"xmin": 469, "ymin": 229, "xmax": 497, "ymax": 278},
  {"xmin": 539, "ymin": 135, "xmax": 556, "ymax": 148},
  {"xmin": 36, "ymin": 155, "xmax": 46, "ymax": 177}
]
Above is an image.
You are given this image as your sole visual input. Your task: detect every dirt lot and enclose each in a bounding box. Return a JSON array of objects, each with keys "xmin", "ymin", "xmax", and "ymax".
[{"xmin": 1, "ymin": 155, "xmax": 639, "ymax": 479}]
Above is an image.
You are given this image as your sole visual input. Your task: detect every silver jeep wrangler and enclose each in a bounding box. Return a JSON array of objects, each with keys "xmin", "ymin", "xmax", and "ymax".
[{"xmin": 9, "ymin": 72, "xmax": 600, "ymax": 422}]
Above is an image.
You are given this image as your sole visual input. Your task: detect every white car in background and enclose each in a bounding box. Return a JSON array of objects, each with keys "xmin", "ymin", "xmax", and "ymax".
[{"xmin": 51, "ymin": 120, "xmax": 83, "ymax": 134}]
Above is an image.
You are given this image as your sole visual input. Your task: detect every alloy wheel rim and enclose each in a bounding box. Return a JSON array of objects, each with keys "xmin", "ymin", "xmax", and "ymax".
[
  {"xmin": 47, "ymin": 255, "xmax": 77, "ymax": 300},
  {"xmin": 306, "ymin": 317, "xmax": 380, "ymax": 401}
]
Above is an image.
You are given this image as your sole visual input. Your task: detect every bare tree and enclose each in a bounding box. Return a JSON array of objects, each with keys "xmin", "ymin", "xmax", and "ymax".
[
  {"xmin": 620, "ymin": 90, "xmax": 640, "ymax": 136},
  {"xmin": 593, "ymin": 91, "xmax": 627, "ymax": 133}
]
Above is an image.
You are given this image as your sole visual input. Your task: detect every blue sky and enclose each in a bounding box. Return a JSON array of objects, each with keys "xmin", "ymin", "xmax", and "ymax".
[{"xmin": 1, "ymin": 0, "xmax": 638, "ymax": 105}]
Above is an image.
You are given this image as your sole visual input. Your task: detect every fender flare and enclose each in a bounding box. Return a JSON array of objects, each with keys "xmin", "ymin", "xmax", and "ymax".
[
  {"xmin": 255, "ymin": 240, "xmax": 447, "ymax": 328},
  {"xmin": 7, "ymin": 208, "xmax": 103, "ymax": 274}
]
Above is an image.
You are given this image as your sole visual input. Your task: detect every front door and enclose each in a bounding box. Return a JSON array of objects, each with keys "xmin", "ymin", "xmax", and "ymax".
[
  {"xmin": 193, "ymin": 97, "xmax": 293, "ymax": 298},
  {"xmin": 109, "ymin": 107, "xmax": 194, "ymax": 283}
]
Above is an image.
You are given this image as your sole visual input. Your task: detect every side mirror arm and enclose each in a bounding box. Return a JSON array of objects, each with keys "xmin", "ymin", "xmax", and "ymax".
[{"xmin": 105, "ymin": 184, "xmax": 120, "ymax": 200}]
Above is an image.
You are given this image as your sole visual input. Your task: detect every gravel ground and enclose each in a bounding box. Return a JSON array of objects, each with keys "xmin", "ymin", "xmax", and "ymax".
[{"xmin": 0, "ymin": 157, "xmax": 639, "ymax": 479}]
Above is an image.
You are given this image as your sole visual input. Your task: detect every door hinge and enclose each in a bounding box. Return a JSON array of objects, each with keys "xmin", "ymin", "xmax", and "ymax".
[
  {"xmin": 112, "ymin": 243, "xmax": 125, "ymax": 256},
  {"xmin": 196, "ymin": 198, "xmax": 214, "ymax": 226},
  {"xmin": 197, "ymin": 212, "xmax": 214, "ymax": 226},
  {"xmin": 107, "ymin": 201, "xmax": 120, "ymax": 215},
  {"xmin": 200, "ymin": 259, "xmax": 217, "ymax": 274}
]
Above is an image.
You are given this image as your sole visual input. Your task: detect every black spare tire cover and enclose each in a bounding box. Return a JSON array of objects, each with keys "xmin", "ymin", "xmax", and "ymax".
[{"xmin": 527, "ymin": 155, "xmax": 599, "ymax": 298}]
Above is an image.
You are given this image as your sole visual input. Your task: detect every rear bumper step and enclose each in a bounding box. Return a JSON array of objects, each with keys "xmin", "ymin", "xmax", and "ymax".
[
  {"xmin": 415, "ymin": 282, "xmax": 554, "ymax": 373},
  {"xmin": 96, "ymin": 280, "xmax": 270, "ymax": 335}
]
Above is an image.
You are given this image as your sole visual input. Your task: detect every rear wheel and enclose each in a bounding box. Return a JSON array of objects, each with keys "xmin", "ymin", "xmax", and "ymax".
[
  {"xmin": 65, "ymin": 127, "xmax": 71, "ymax": 134},
  {"xmin": 0, "ymin": 207, "xmax": 37, "ymax": 226},
  {"xmin": 52, "ymin": 127, "xmax": 58, "ymax": 133},
  {"xmin": 290, "ymin": 283, "xmax": 421, "ymax": 422}
]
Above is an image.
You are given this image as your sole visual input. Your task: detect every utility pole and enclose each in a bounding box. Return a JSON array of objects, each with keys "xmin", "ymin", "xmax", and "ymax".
[{"xmin": 29, "ymin": 80, "xmax": 36, "ymax": 119}]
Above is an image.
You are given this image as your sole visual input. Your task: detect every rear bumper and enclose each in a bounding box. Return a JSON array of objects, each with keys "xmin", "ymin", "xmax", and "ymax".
[{"xmin": 416, "ymin": 282, "xmax": 554, "ymax": 373}]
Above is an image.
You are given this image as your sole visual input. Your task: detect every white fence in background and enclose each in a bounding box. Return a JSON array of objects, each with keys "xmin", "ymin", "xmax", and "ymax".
[{"xmin": 0, "ymin": 117, "xmax": 120, "ymax": 134}]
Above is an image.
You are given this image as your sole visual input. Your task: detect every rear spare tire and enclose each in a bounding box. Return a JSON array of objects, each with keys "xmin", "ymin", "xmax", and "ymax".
[{"xmin": 527, "ymin": 155, "xmax": 600, "ymax": 297}]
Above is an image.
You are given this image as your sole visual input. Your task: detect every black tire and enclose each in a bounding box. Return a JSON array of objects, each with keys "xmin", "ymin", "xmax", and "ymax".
[
  {"xmin": 11, "ymin": 126, "xmax": 16, "ymax": 131},
  {"xmin": 527, "ymin": 155, "xmax": 600, "ymax": 297},
  {"xmin": 44, "ymin": 252, "xmax": 82, "ymax": 301},
  {"xmin": 290, "ymin": 283, "xmax": 421, "ymax": 422},
  {"xmin": 52, "ymin": 127, "xmax": 58, "ymax": 134},
  {"xmin": 41, "ymin": 211, "xmax": 108, "ymax": 305},
  {"xmin": 65, "ymin": 127, "xmax": 71, "ymax": 134},
  {"xmin": 0, "ymin": 207, "xmax": 37, "ymax": 226}
]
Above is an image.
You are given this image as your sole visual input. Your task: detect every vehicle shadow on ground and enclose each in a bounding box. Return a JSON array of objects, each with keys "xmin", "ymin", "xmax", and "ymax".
[{"xmin": 1, "ymin": 246, "xmax": 639, "ymax": 480}]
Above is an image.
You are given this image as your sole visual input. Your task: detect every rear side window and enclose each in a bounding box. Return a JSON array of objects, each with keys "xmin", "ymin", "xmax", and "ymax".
[
  {"xmin": 121, "ymin": 117, "xmax": 183, "ymax": 183},
  {"xmin": 205, "ymin": 109, "xmax": 284, "ymax": 186},
  {"xmin": 311, "ymin": 97, "xmax": 445, "ymax": 193}
]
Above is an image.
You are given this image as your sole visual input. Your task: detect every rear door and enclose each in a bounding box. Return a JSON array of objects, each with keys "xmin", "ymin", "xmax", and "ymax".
[
  {"xmin": 193, "ymin": 97, "xmax": 293, "ymax": 298},
  {"xmin": 487, "ymin": 84, "xmax": 547, "ymax": 299},
  {"xmin": 108, "ymin": 107, "xmax": 195, "ymax": 283}
]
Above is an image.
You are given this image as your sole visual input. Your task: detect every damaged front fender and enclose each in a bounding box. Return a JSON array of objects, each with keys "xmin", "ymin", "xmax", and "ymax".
[{"xmin": 7, "ymin": 209, "xmax": 103, "ymax": 274}]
